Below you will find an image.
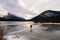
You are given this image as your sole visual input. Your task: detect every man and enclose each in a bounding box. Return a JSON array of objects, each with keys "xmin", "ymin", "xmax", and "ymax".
[{"xmin": 30, "ymin": 25, "xmax": 32, "ymax": 32}]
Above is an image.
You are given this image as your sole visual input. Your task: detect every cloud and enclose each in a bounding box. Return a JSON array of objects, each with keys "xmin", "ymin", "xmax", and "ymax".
[
  {"xmin": 18, "ymin": 0, "xmax": 50, "ymax": 14},
  {"xmin": 0, "ymin": 4, "xmax": 7, "ymax": 17},
  {"xmin": 0, "ymin": 0, "xmax": 60, "ymax": 19},
  {"xmin": 0, "ymin": 0, "xmax": 36, "ymax": 19},
  {"xmin": 18, "ymin": 0, "xmax": 60, "ymax": 14}
]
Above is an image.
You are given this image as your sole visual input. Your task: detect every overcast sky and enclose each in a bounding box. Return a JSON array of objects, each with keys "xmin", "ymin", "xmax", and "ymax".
[{"xmin": 0, "ymin": 0, "xmax": 60, "ymax": 19}]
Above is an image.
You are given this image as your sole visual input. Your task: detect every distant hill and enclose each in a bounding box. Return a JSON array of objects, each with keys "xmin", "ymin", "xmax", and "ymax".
[
  {"xmin": 30, "ymin": 10, "xmax": 60, "ymax": 23},
  {"xmin": 0, "ymin": 13, "xmax": 26, "ymax": 21}
]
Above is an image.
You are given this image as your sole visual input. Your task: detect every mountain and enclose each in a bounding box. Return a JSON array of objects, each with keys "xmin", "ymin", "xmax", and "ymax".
[
  {"xmin": 30, "ymin": 10, "xmax": 60, "ymax": 23},
  {"xmin": 0, "ymin": 13, "xmax": 26, "ymax": 21},
  {"xmin": 0, "ymin": 17, "xmax": 4, "ymax": 20}
]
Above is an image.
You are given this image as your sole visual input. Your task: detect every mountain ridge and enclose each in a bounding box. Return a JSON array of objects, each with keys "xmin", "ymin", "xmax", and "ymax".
[
  {"xmin": 29, "ymin": 10, "xmax": 60, "ymax": 23},
  {"xmin": 0, "ymin": 13, "xmax": 26, "ymax": 21}
]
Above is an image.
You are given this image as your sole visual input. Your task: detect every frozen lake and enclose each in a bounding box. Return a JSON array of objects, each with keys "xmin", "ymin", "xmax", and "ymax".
[{"xmin": 0, "ymin": 21, "xmax": 60, "ymax": 40}]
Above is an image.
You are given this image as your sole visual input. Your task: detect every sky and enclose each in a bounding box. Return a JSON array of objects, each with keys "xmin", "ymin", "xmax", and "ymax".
[{"xmin": 0, "ymin": 0, "xmax": 60, "ymax": 19}]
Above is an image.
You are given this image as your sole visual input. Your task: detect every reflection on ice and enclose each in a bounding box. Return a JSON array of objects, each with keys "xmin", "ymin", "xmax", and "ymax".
[{"xmin": 41, "ymin": 24, "xmax": 60, "ymax": 31}]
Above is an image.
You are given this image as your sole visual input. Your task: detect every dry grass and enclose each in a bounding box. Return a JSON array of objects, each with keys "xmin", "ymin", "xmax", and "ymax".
[{"xmin": 0, "ymin": 26, "xmax": 7, "ymax": 40}]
